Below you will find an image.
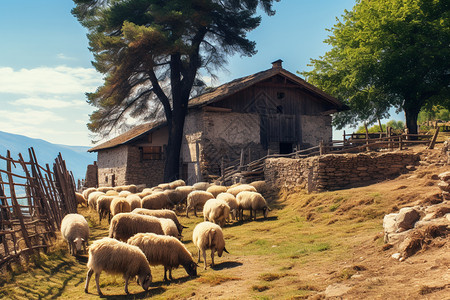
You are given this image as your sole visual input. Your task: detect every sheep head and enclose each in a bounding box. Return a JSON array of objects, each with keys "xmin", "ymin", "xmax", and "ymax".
[
  {"xmin": 182, "ymin": 261, "xmax": 198, "ymax": 277},
  {"xmin": 137, "ymin": 273, "xmax": 152, "ymax": 291},
  {"xmin": 73, "ymin": 237, "xmax": 85, "ymax": 252}
]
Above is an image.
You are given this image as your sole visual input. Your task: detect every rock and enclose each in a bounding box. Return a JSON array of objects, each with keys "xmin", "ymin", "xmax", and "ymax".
[
  {"xmin": 438, "ymin": 181, "xmax": 450, "ymax": 193},
  {"xmin": 438, "ymin": 171, "xmax": 450, "ymax": 182},
  {"xmin": 396, "ymin": 207, "xmax": 420, "ymax": 231},
  {"xmin": 383, "ymin": 213, "xmax": 398, "ymax": 242},
  {"xmin": 391, "ymin": 253, "xmax": 401, "ymax": 260},
  {"xmin": 324, "ymin": 283, "xmax": 352, "ymax": 297}
]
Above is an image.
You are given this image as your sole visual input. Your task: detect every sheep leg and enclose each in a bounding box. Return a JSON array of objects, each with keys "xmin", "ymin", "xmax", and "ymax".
[
  {"xmin": 163, "ymin": 267, "xmax": 169, "ymax": 282},
  {"xmin": 95, "ymin": 272, "xmax": 103, "ymax": 296},
  {"xmin": 186, "ymin": 207, "xmax": 189, "ymax": 218},
  {"xmin": 194, "ymin": 207, "xmax": 197, "ymax": 217},
  {"xmin": 169, "ymin": 268, "xmax": 173, "ymax": 280},
  {"xmin": 124, "ymin": 275, "xmax": 130, "ymax": 294},
  {"xmin": 197, "ymin": 249, "xmax": 201, "ymax": 263},
  {"xmin": 84, "ymin": 268, "xmax": 93, "ymax": 293},
  {"xmin": 253, "ymin": 209, "xmax": 257, "ymax": 221},
  {"xmin": 210, "ymin": 248, "xmax": 215, "ymax": 267},
  {"xmin": 203, "ymin": 250, "xmax": 207, "ymax": 270}
]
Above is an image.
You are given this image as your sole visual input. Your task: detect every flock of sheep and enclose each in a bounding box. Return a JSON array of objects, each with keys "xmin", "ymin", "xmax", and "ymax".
[{"xmin": 62, "ymin": 180, "xmax": 271, "ymax": 296}]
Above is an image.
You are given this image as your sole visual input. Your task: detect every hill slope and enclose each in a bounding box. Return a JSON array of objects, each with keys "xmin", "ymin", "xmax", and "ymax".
[{"xmin": 0, "ymin": 131, "xmax": 96, "ymax": 182}]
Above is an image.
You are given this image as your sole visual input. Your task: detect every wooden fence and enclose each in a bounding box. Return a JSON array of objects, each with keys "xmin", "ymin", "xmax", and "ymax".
[
  {"xmin": 0, "ymin": 148, "xmax": 77, "ymax": 270},
  {"xmin": 219, "ymin": 130, "xmax": 439, "ymax": 184}
]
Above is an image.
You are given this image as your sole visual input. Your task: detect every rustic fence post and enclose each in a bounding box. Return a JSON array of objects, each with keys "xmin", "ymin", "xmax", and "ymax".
[
  {"xmin": 428, "ymin": 126, "xmax": 440, "ymax": 149},
  {"xmin": 239, "ymin": 148, "xmax": 244, "ymax": 171},
  {"xmin": 398, "ymin": 135, "xmax": 403, "ymax": 150},
  {"xmin": 319, "ymin": 140, "xmax": 325, "ymax": 156}
]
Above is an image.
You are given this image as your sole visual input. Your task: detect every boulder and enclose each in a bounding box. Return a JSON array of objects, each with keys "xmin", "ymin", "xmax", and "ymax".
[
  {"xmin": 396, "ymin": 207, "xmax": 420, "ymax": 231},
  {"xmin": 438, "ymin": 181, "xmax": 450, "ymax": 193}
]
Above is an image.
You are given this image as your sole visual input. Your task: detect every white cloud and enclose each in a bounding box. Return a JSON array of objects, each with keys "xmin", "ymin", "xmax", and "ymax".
[
  {"xmin": 0, "ymin": 66, "xmax": 103, "ymax": 95},
  {"xmin": 11, "ymin": 97, "xmax": 85, "ymax": 109},
  {"xmin": 57, "ymin": 53, "xmax": 75, "ymax": 60},
  {"xmin": 0, "ymin": 108, "xmax": 64, "ymax": 126}
]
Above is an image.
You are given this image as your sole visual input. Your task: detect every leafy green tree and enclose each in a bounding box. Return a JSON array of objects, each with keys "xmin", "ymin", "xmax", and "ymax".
[
  {"xmin": 418, "ymin": 105, "xmax": 450, "ymax": 123},
  {"xmin": 302, "ymin": 0, "xmax": 450, "ymax": 136},
  {"xmin": 72, "ymin": 0, "xmax": 279, "ymax": 181}
]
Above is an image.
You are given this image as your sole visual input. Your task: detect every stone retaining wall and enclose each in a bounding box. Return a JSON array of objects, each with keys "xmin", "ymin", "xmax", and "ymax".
[{"xmin": 265, "ymin": 151, "xmax": 420, "ymax": 192}]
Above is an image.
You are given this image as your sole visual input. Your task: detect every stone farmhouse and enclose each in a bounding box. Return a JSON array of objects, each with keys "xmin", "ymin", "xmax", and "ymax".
[{"xmin": 88, "ymin": 60, "xmax": 347, "ymax": 187}]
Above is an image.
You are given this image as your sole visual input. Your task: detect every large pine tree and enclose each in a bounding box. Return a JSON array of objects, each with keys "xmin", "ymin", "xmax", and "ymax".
[{"xmin": 73, "ymin": 0, "xmax": 278, "ymax": 181}]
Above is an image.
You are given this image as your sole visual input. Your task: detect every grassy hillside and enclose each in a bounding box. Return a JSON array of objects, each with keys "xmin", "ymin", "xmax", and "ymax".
[{"xmin": 0, "ymin": 146, "xmax": 448, "ymax": 299}]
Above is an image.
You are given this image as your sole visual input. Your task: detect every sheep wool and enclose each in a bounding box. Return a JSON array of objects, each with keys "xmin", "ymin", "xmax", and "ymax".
[
  {"xmin": 96, "ymin": 195, "xmax": 115, "ymax": 223},
  {"xmin": 132, "ymin": 208, "xmax": 185, "ymax": 235},
  {"xmin": 127, "ymin": 233, "xmax": 197, "ymax": 282},
  {"xmin": 206, "ymin": 185, "xmax": 228, "ymax": 197},
  {"xmin": 192, "ymin": 221, "xmax": 228, "ymax": 270},
  {"xmin": 158, "ymin": 217, "xmax": 181, "ymax": 239},
  {"xmin": 193, "ymin": 182, "xmax": 211, "ymax": 191},
  {"xmin": 109, "ymin": 213, "xmax": 164, "ymax": 242},
  {"xmin": 75, "ymin": 192, "xmax": 87, "ymax": 207},
  {"xmin": 60, "ymin": 213, "xmax": 89, "ymax": 256},
  {"xmin": 141, "ymin": 192, "xmax": 172, "ymax": 210},
  {"xmin": 236, "ymin": 191, "xmax": 270, "ymax": 221},
  {"xmin": 226, "ymin": 184, "xmax": 257, "ymax": 196},
  {"xmin": 186, "ymin": 191, "xmax": 214, "ymax": 218},
  {"xmin": 82, "ymin": 187, "xmax": 97, "ymax": 201},
  {"xmin": 203, "ymin": 199, "xmax": 230, "ymax": 227},
  {"xmin": 85, "ymin": 237, "xmax": 152, "ymax": 296},
  {"xmin": 110, "ymin": 197, "xmax": 132, "ymax": 217},
  {"xmin": 216, "ymin": 192, "xmax": 238, "ymax": 221},
  {"xmin": 126, "ymin": 194, "xmax": 142, "ymax": 211},
  {"xmin": 88, "ymin": 191, "xmax": 105, "ymax": 210}
]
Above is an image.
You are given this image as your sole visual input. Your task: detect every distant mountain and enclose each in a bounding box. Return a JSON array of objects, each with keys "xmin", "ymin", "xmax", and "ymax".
[{"xmin": 0, "ymin": 131, "xmax": 96, "ymax": 183}]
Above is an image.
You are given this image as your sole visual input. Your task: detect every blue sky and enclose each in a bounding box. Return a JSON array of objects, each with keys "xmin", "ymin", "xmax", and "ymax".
[{"xmin": 0, "ymin": 0, "xmax": 384, "ymax": 146}]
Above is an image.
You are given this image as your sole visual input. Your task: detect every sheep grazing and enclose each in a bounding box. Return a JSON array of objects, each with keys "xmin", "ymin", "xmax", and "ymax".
[
  {"xmin": 114, "ymin": 184, "xmax": 138, "ymax": 193},
  {"xmin": 105, "ymin": 189, "xmax": 119, "ymax": 196},
  {"xmin": 75, "ymin": 192, "xmax": 87, "ymax": 207},
  {"xmin": 186, "ymin": 191, "xmax": 214, "ymax": 218},
  {"xmin": 141, "ymin": 192, "xmax": 172, "ymax": 210},
  {"xmin": 206, "ymin": 185, "xmax": 228, "ymax": 198},
  {"xmin": 118, "ymin": 190, "xmax": 132, "ymax": 197},
  {"xmin": 60, "ymin": 213, "xmax": 89, "ymax": 256},
  {"xmin": 236, "ymin": 191, "xmax": 271, "ymax": 221},
  {"xmin": 109, "ymin": 213, "xmax": 164, "ymax": 242},
  {"xmin": 157, "ymin": 183, "xmax": 171, "ymax": 190},
  {"xmin": 126, "ymin": 194, "xmax": 142, "ymax": 211},
  {"xmin": 127, "ymin": 233, "xmax": 197, "ymax": 282},
  {"xmin": 96, "ymin": 195, "xmax": 115, "ymax": 223},
  {"xmin": 164, "ymin": 189, "xmax": 184, "ymax": 206},
  {"xmin": 82, "ymin": 187, "xmax": 97, "ymax": 201},
  {"xmin": 84, "ymin": 237, "xmax": 152, "ymax": 296},
  {"xmin": 88, "ymin": 191, "xmax": 104, "ymax": 210},
  {"xmin": 216, "ymin": 192, "xmax": 238, "ymax": 221},
  {"xmin": 110, "ymin": 197, "xmax": 132, "ymax": 217},
  {"xmin": 249, "ymin": 180, "xmax": 269, "ymax": 195},
  {"xmin": 97, "ymin": 186, "xmax": 114, "ymax": 193},
  {"xmin": 132, "ymin": 208, "xmax": 186, "ymax": 235},
  {"xmin": 175, "ymin": 185, "xmax": 195, "ymax": 205},
  {"xmin": 159, "ymin": 217, "xmax": 181, "ymax": 239},
  {"xmin": 203, "ymin": 199, "xmax": 230, "ymax": 227},
  {"xmin": 226, "ymin": 184, "xmax": 257, "ymax": 196},
  {"xmin": 192, "ymin": 221, "xmax": 228, "ymax": 270},
  {"xmin": 193, "ymin": 182, "xmax": 211, "ymax": 191}
]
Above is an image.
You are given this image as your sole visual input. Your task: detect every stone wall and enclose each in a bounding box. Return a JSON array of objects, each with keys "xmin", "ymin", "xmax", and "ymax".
[
  {"xmin": 265, "ymin": 152, "xmax": 420, "ymax": 192},
  {"xmin": 84, "ymin": 162, "xmax": 98, "ymax": 188},
  {"xmin": 97, "ymin": 146, "xmax": 128, "ymax": 186},
  {"xmin": 126, "ymin": 145, "xmax": 165, "ymax": 187},
  {"xmin": 300, "ymin": 115, "xmax": 332, "ymax": 148}
]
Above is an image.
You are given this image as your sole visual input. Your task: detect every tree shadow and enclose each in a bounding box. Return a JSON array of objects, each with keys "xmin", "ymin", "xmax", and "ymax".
[{"xmin": 210, "ymin": 261, "xmax": 243, "ymax": 271}]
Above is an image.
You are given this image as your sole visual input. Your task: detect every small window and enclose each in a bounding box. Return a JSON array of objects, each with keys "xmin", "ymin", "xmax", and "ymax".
[{"xmin": 140, "ymin": 146, "xmax": 163, "ymax": 160}]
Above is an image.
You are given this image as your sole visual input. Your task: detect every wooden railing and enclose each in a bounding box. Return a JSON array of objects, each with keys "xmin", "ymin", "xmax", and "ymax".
[
  {"xmin": 0, "ymin": 148, "xmax": 77, "ymax": 270},
  {"xmin": 218, "ymin": 129, "xmax": 440, "ymax": 184}
]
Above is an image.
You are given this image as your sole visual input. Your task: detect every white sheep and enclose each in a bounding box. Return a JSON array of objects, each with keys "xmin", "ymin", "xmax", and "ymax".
[
  {"xmin": 118, "ymin": 190, "xmax": 132, "ymax": 197},
  {"xmin": 175, "ymin": 185, "xmax": 195, "ymax": 205},
  {"xmin": 60, "ymin": 213, "xmax": 89, "ymax": 256},
  {"xmin": 216, "ymin": 192, "xmax": 239, "ymax": 221},
  {"xmin": 206, "ymin": 185, "xmax": 228, "ymax": 197},
  {"xmin": 236, "ymin": 191, "xmax": 271, "ymax": 221},
  {"xmin": 114, "ymin": 184, "xmax": 138, "ymax": 193},
  {"xmin": 127, "ymin": 233, "xmax": 197, "ymax": 282},
  {"xmin": 168, "ymin": 179, "xmax": 186, "ymax": 190},
  {"xmin": 109, "ymin": 213, "xmax": 164, "ymax": 242},
  {"xmin": 126, "ymin": 194, "xmax": 142, "ymax": 211},
  {"xmin": 193, "ymin": 182, "xmax": 212, "ymax": 191},
  {"xmin": 226, "ymin": 184, "xmax": 257, "ymax": 196},
  {"xmin": 203, "ymin": 199, "xmax": 230, "ymax": 227},
  {"xmin": 105, "ymin": 190, "xmax": 119, "ymax": 196},
  {"xmin": 88, "ymin": 191, "xmax": 105, "ymax": 210},
  {"xmin": 84, "ymin": 237, "xmax": 152, "ymax": 296},
  {"xmin": 249, "ymin": 180, "xmax": 269, "ymax": 195},
  {"xmin": 186, "ymin": 191, "xmax": 214, "ymax": 217},
  {"xmin": 132, "ymin": 208, "xmax": 186, "ymax": 235},
  {"xmin": 110, "ymin": 197, "xmax": 132, "ymax": 217},
  {"xmin": 75, "ymin": 192, "xmax": 87, "ymax": 207},
  {"xmin": 141, "ymin": 192, "xmax": 172, "ymax": 210},
  {"xmin": 82, "ymin": 187, "xmax": 97, "ymax": 201},
  {"xmin": 157, "ymin": 183, "xmax": 171, "ymax": 190},
  {"xmin": 158, "ymin": 217, "xmax": 181, "ymax": 239},
  {"xmin": 96, "ymin": 195, "xmax": 115, "ymax": 223},
  {"xmin": 97, "ymin": 186, "xmax": 114, "ymax": 193},
  {"xmin": 192, "ymin": 221, "xmax": 228, "ymax": 270}
]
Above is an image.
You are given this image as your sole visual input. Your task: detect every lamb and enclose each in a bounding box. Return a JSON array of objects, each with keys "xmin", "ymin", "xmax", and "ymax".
[
  {"xmin": 96, "ymin": 195, "xmax": 115, "ymax": 223},
  {"xmin": 193, "ymin": 182, "xmax": 211, "ymax": 191},
  {"xmin": 226, "ymin": 184, "xmax": 257, "ymax": 196},
  {"xmin": 141, "ymin": 192, "xmax": 172, "ymax": 210},
  {"xmin": 110, "ymin": 197, "xmax": 132, "ymax": 217},
  {"xmin": 192, "ymin": 221, "xmax": 228, "ymax": 269},
  {"xmin": 60, "ymin": 213, "xmax": 89, "ymax": 256},
  {"xmin": 82, "ymin": 187, "xmax": 97, "ymax": 201},
  {"xmin": 236, "ymin": 191, "xmax": 271, "ymax": 221},
  {"xmin": 88, "ymin": 191, "xmax": 105, "ymax": 210},
  {"xmin": 203, "ymin": 199, "xmax": 230, "ymax": 227},
  {"xmin": 216, "ymin": 192, "xmax": 238, "ymax": 221},
  {"xmin": 206, "ymin": 185, "xmax": 228, "ymax": 197},
  {"xmin": 132, "ymin": 208, "xmax": 186, "ymax": 235},
  {"xmin": 84, "ymin": 237, "xmax": 152, "ymax": 296},
  {"xmin": 186, "ymin": 191, "xmax": 214, "ymax": 217},
  {"xmin": 126, "ymin": 194, "xmax": 142, "ymax": 211},
  {"xmin": 109, "ymin": 213, "xmax": 164, "ymax": 242},
  {"xmin": 75, "ymin": 192, "xmax": 87, "ymax": 207},
  {"xmin": 127, "ymin": 233, "xmax": 197, "ymax": 282}
]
